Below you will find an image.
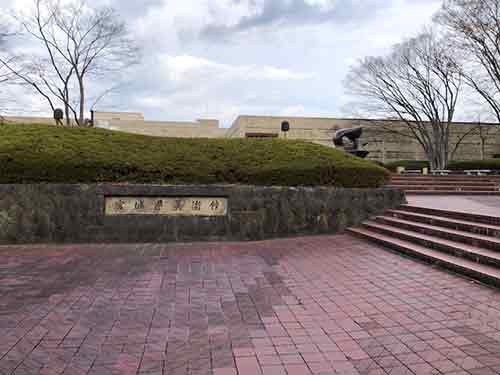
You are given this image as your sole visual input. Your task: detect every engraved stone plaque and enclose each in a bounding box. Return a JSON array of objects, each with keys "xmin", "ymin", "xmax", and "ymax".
[{"xmin": 105, "ymin": 197, "xmax": 228, "ymax": 216}]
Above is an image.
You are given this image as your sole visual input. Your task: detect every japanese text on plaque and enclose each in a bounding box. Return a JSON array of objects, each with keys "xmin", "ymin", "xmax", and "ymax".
[{"xmin": 105, "ymin": 197, "xmax": 227, "ymax": 216}]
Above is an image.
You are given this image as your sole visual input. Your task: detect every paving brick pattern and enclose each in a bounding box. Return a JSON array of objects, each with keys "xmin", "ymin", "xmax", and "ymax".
[{"xmin": 1, "ymin": 236, "xmax": 500, "ymax": 374}]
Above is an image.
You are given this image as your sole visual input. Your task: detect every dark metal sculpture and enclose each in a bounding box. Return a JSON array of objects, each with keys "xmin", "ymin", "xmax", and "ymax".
[
  {"xmin": 281, "ymin": 121, "xmax": 290, "ymax": 139},
  {"xmin": 333, "ymin": 127, "xmax": 369, "ymax": 158},
  {"xmin": 281, "ymin": 121, "xmax": 290, "ymax": 132},
  {"xmin": 53, "ymin": 108, "xmax": 64, "ymax": 126}
]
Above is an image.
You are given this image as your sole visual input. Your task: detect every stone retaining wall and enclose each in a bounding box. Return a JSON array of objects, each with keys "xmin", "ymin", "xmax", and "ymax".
[{"xmin": 0, "ymin": 184, "xmax": 405, "ymax": 244}]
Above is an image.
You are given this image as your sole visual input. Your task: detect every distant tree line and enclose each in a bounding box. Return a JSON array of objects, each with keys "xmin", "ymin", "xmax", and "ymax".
[
  {"xmin": 345, "ymin": 0, "xmax": 500, "ymax": 170},
  {"xmin": 0, "ymin": 0, "xmax": 139, "ymax": 126}
]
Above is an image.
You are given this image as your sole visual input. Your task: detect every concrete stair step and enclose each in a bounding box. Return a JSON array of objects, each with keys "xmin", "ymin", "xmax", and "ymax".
[
  {"xmin": 391, "ymin": 177, "xmax": 499, "ymax": 181},
  {"xmin": 391, "ymin": 174, "xmax": 500, "ymax": 179},
  {"xmin": 402, "ymin": 190, "xmax": 500, "ymax": 195},
  {"xmin": 348, "ymin": 227, "xmax": 500, "ymax": 288},
  {"xmin": 391, "ymin": 175, "xmax": 500, "ymax": 181},
  {"xmin": 361, "ymin": 220, "xmax": 500, "ymax": 268},
  {"xmin": 387, "ymin": 209, "xmax": 500, "ymax": 238},
  {"xmin": 399, "ymin": 205, "xmax": 500, "ymax": 226},
  {"xmin": 391, "ymin": 181, "xmax": 499, "ymax": 186},
  {"xmin": 387, "ymin": 185, "xmax": 498, "ymax": 191},
  {"xmin": 390, "ymin": 180, "xmax": 497, "ymax": 184},
  {"xmin": 390, "ymin": 182, "xmax": 498, "ymax": 187},
  {"xmin": 391, "ymin": 176, "xmax": 498, "ymax": 180},
  {"xmin": 374, "ymin": 215, "xmax": 500, "ymax": 251}
]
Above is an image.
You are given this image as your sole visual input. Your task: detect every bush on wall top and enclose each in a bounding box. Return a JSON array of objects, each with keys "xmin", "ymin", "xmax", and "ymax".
[
  {"xmin": 0, "ymin": 124, "xmax": 390, "ymax": 188},
  {"xmin": 386, "ymin": 158, "xmax": 500, "ymax": 171},
  {"xmin": 448, "ymin": 159, "xmax": 500, "ymax": 170}
]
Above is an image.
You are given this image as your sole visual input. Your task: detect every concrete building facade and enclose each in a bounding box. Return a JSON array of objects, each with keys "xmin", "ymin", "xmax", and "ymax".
[
  {"xmin": 92, "ymin": 111, "xmax": 226, "ymax": 138},
  {"xmin": 3, "ymin": 111, "xmax": 500, "ymax": 162},
  {"xmin": 227, "ymin": 115, "xmax": 500, "ymax": 163}
]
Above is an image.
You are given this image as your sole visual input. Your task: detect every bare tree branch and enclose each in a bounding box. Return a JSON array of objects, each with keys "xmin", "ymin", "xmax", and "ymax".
[
  {"xmin": 48, "ymin": 1, "xmax": 140, "ymax": 125},
  {"xmin": 344, "ymin": 30, "xmax": 463, "ymax": 170},
  {"xmin": 0, "ymin": 21, "xmax": 16, "ymax": 117},
  {"xmin": 436, "ymin": 0, "xmax": 500, "ymax": 123},
  {"xmin": 2, "ymin": 0, "xmax": 140, "ymax": 126}
]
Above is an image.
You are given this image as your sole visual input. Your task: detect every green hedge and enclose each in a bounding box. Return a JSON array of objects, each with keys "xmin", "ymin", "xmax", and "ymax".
[
  {"xmin": 386, "ymin": 159, "xmax": 500, "ymax": 171},
  {"xmin": 0, "ymin": 124, "xmax": 389, "ymax": 188},
  {"xmin": 448, "ymin": 159, "xmax": 500, "ymax": 171},
  {"xmin": 384, "ymin": 160, "xmax": 430, "ymax": 172}
]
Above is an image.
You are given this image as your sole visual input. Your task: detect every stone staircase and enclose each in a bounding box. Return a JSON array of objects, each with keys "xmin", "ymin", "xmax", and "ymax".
[
  {"xmin": 389, "ymin": 175, "xmax": 500, "ymax": 195},
  {"xmin": 349, "ymin": 204, "xmax": 500, "ymax": 287}
]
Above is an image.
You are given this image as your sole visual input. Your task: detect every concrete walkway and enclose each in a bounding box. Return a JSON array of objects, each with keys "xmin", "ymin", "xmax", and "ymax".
[
  {"xmin": 1, "ymin": 236, "xmax": 500, "ymax": 374},
  {"xmin": 407, "ymin": 195, "xmax": 500, "ymax": 218}
]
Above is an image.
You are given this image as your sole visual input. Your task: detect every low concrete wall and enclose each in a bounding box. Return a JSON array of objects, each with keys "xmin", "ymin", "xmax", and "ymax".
[{"xmin": 0, "ymin": 184, "xmax": 405, "ymax": 244}]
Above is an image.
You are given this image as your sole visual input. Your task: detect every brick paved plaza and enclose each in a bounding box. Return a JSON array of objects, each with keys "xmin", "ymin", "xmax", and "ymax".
[{"xmin": 2, "ymin": 235, "xmax": 500, "ymax": 375}]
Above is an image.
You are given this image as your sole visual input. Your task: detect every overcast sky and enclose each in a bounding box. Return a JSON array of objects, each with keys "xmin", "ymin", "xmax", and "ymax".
[{"xmin": 2, "ymin": 0, "xmax": 443, "ymax": 127}]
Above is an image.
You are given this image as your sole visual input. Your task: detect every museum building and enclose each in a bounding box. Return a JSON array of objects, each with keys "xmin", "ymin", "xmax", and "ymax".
[{"xmin": 4, "ymin": 111, "xmax": 500, "ymax": 163}]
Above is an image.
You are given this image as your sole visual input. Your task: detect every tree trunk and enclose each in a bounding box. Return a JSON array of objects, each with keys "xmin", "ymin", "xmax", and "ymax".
[
  {"xmin": 429, "ymin": 154, "xmax": 447, "ymax": 171},
  {"xmin": 440, "ymin": 148, "xmax": 448, "ymax": 170},
  {"xmin": 78, "ymin": 76, "xmax": 85, "ymax": 126},
  {"xmin": 64, "ymin": 88, "xmax": 71, "ymax": 126},
  {"xmin": 441, "ymin": 135, "xmax": 449, "ymax": 170},
  {"xmin": 426, "ymin": 142, "xmax": 448, "ymax": 171},
  {"xmin": 64, "ymin": 103, "xmax": 70, "ymax": 126}
]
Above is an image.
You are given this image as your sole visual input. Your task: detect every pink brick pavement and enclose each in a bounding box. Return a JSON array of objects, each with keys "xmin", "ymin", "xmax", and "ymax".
[{"xmin": 1, "ymin": 235, "xmax": 500, "ymax": 374}]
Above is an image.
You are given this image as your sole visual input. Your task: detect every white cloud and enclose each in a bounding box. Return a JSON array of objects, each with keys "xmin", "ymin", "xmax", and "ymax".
[
  {"xmin": 162, "ymin": 55, "xmax": 314, "ymax": 84},
  {"xmin": 280, "ymin": 105, "xmax": 308, "ymax": 116}
]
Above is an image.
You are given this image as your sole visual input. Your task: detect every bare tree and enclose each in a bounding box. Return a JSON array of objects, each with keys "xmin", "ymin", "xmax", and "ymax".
[
  {"xmin": 0, "ymin": 54, "xmax": 74, "ymax": 125},
  {"xmin": 344, "ymin": 30, "xmax": 463, "ymax": 170},
  {"xmin": 51, "ymin": 1, "xmax": 139, "ymax": 125},
  {"xmin": 436, "ymin": 0, "xmax": 500, "ymax": 122},
  {"xmin": 0, "ymin": 22, "xmax": 14, "ymax": 120},
  {"xmin": 1, "ymin": 0, "xmax": 139, "ymax": 126}
]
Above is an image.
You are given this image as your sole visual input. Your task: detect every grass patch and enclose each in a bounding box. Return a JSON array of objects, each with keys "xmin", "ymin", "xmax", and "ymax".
[{"xmin": 0, "ymin": 123, "xmax": 389, "ymax": 187}]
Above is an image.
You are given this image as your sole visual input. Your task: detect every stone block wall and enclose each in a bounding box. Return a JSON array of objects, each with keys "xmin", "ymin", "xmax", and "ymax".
[{"xmin": 0, "ymin": 184, "xmax": 405, "ymax": 244}]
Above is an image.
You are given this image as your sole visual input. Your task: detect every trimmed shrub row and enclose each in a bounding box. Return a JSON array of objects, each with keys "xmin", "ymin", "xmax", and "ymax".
[
  {"xmin": 448, "ymin": 159, "xmax": 500, "ymax": 171},
  {"xmin": 386, "ymin": 159, "xmax": 500, "ymax": 171},
  {"xmin": 0, "ymin": 123, "xmax": 390, "ymax": 188}
]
